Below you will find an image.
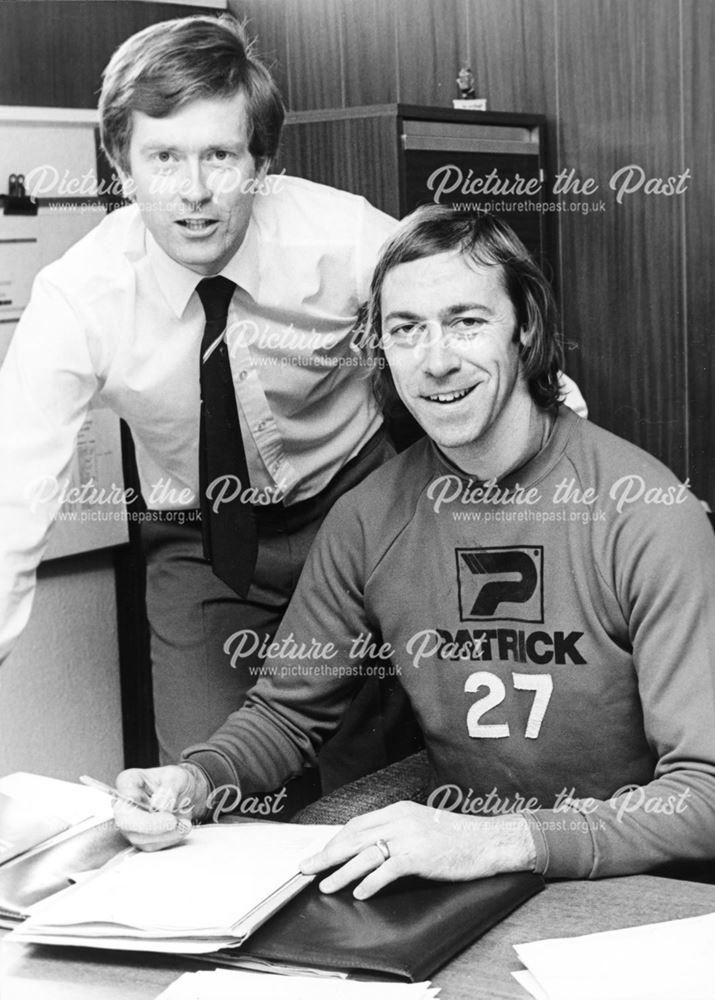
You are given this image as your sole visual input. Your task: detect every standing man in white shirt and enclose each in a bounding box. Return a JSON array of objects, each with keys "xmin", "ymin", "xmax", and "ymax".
[{"xmin": 0, "ymin": 14, "xmax": 411, "ymax": 787}]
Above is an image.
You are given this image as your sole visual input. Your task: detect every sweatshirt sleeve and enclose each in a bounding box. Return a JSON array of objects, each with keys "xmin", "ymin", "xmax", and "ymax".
[
  {"xmin": 182, "ymin": 495, "xmax": 377, "ymax": 793},
  {"xmin": 525, "ymin": 487, "xmax": 715, "ymax": 879}
]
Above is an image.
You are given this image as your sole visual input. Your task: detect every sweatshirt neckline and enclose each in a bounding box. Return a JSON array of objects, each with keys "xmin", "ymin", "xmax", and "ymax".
[{"xmin": 428, "ymin": 405, "xmax": 580, "ymax": 494}]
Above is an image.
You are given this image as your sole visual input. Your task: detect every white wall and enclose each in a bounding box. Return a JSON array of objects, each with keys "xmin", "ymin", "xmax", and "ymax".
[{"xmin": 0, "ymin": 550, "xmax": 124, "ymax": 782}]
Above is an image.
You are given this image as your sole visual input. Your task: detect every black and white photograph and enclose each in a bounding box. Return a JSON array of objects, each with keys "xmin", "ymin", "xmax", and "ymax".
[{"xmin": 0, "ymin": 0, "xmax": 713, "ymax": 997}]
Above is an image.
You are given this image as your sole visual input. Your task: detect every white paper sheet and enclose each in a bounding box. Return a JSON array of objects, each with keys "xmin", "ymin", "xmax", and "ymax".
[
  {"xmin": 26, "ymin": 824, "xmax": 330, "ymax": 933},
  {"xmin": 514, "ymin": 911, "xmax": 715, "ymax": 1000},
  {"xmin": 0, "ymin": 773, "xmax": 111, "ymax": 826},
  {"xmin": 12, "ymin": 823, "xmax": 336, "ymax": 952},
  {"xmin": 156, "ymin": 969, "xmax": 441, "ymax": 1000},
  {"xmin": 512, "ymin": 969, "xmax": 550, "ymax": 1000}
]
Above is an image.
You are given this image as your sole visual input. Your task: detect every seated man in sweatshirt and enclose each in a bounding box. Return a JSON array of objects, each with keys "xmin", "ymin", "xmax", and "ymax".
[{"xmin": 114, "ymin": 207, "xmax": 715, "ymax": 897}]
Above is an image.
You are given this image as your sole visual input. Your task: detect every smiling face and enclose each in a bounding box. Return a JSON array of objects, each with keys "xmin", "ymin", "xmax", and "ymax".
[
  {"xmin": 381, "ymin": 250, "xmax": 534, "ymax": 471},
  {"xmin": 123, "ymin": 90, "xmax": 263, "ymax": 275}
]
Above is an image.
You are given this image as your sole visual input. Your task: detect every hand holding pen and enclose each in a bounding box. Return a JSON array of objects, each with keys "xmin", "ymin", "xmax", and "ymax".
[{"xmin": 108, "ymin": 765, "xmax": 210, "ymax": 852}]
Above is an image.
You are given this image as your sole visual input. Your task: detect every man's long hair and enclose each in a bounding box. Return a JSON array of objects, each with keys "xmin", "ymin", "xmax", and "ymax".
[{"xmin": 365, "ymin": 206, "xmax": 564, "ymax": 412}]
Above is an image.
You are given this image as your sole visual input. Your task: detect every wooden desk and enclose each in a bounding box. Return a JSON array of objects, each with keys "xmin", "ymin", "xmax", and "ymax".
[{"xmin": 2, "ymin": 876, "xmax": 715, "ymax": 1000}]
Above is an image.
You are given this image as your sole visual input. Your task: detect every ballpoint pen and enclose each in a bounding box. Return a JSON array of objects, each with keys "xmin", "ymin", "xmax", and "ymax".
[{"xmin": 79, "ymin": 774, "xmax": 164, "ymax": 814}]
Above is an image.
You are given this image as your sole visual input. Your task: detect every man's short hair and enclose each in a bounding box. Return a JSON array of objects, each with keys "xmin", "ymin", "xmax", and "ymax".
[
  {"xmin": 99, "ymin": 15, "xmax": 285, "ymax": 175},
  {"xmin": 367, "ymin": 206, "xmax": 564, "ymax": 410}
]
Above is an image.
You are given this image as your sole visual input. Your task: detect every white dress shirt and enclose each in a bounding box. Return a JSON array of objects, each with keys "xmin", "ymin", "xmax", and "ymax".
[{"xmin": 0, "ymin": 176, "xmax": 397, "ymax": 661}]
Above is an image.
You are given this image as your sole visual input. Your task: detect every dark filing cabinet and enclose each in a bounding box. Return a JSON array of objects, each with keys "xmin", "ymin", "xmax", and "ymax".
[{"xmin": 279, "ymin": 104, "xmax": 549, "ymax": 264}]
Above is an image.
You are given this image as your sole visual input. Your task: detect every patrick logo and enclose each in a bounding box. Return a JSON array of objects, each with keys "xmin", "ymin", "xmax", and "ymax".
[{"xmin": 456, "ymin": 547, "xmax": 544, "ymax": 622}]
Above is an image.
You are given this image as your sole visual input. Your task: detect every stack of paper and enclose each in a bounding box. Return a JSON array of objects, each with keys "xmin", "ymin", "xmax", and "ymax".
[
  {"xmin": 0, "ymin": 773, "xmax": 116, "ymax": 924},
  {"xmin": 0, "ymin": 793, "xmax": 70, "ymax": 865},
  {"xmin": 10, "ymin": 823, "xmax": 336, "ymax": 954},
  {"xmin": 0, "ymin": 771, "xmax": 112, "ymax": 861},
  {"xmin": 157, "ymin": 969, "xmax": 440, "ymax": 1000},
  {"xmin": 513, "ymin": 911, "xmax": 715, "ymax": 1000}
]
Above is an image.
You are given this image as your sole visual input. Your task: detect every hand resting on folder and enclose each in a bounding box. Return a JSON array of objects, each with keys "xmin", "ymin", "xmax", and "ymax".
[{"xmin": 300, "ymin": 801, "xmax": 536, "ymax": 899}]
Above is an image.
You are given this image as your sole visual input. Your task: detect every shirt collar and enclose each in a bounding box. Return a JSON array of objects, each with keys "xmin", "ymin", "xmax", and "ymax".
[
  {"xmin": 146, "ymin": 219, "xmax": 261, "ymax": 319},
  {"xmin": 220, "ymin": 217, "xmax": 260, "ymax": 303}
]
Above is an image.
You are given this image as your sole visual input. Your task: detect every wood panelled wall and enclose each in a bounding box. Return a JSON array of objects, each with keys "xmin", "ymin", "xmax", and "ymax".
[
  {"xmin": 0, "ymin": 1, "xmax": 221, "ymax": 108},
  {"xmin": 232, "ymin": 0, "xmax": 713, "ymax": 502},
  {"xmin": 1, "ymin": 1, "xmax": 711, "ymax": 500}
]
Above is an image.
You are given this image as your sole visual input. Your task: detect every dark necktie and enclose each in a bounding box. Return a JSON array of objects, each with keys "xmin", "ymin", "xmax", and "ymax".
[{"xmin": 197, "ymin": 276, "xmax": 257, "ymax": 597}]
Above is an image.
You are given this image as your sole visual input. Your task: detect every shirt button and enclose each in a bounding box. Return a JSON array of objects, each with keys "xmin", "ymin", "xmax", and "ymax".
[
  {"xmin": 238, "ymin": 370, "xmax": 248, "ymax": 381},
  {"xmin": 255, "ymin": 420, "xmax": 268, "ymax": 432}
]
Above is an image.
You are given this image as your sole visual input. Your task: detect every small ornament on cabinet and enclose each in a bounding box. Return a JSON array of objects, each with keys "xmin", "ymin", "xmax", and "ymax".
[{"xmin": 453, "ymin": 65, "xmax": 487, "ymax": 111}]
